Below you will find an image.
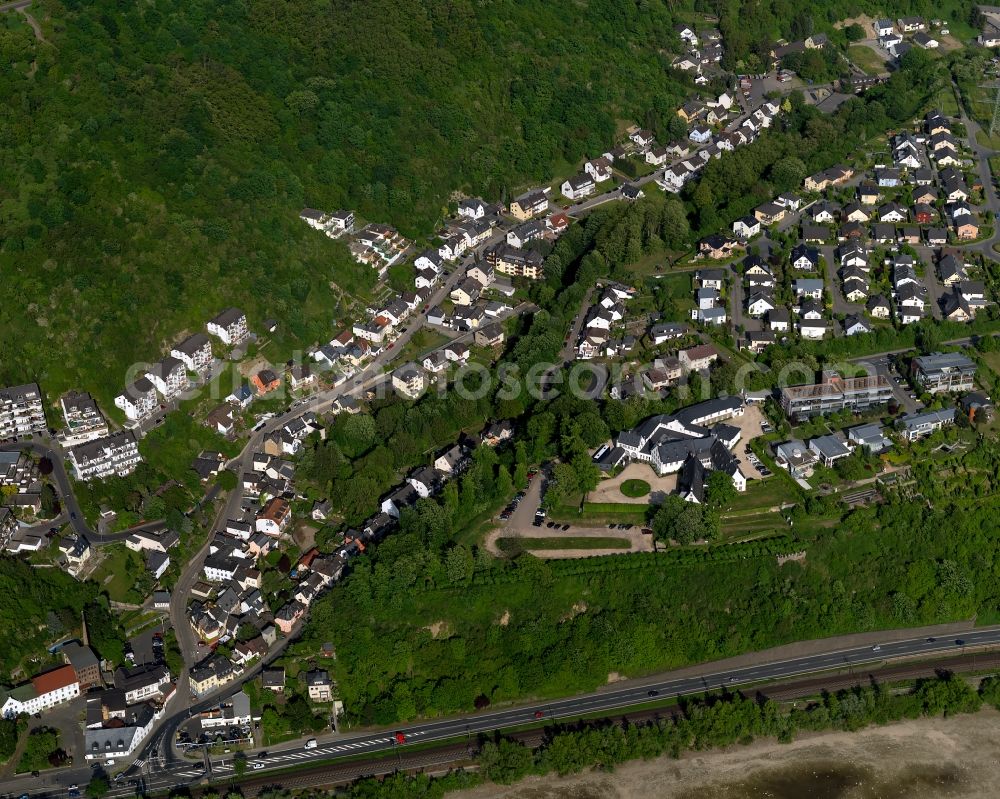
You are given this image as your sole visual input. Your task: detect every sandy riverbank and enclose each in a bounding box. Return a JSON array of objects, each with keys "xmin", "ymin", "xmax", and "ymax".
[{"xmin": 451, "ymin": 706, "xmax": 1000, "ymax": 799}]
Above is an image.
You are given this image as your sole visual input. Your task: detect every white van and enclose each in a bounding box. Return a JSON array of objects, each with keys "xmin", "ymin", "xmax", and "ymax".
[{"xmin": 304, "ymin": 738, "xmax": 318, "ymax": 750}]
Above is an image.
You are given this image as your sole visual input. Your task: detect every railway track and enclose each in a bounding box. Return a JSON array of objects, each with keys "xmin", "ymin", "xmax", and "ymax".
[{"xmin": 186, "ymin": 649, "xmax": 1000, "ymax": 797}]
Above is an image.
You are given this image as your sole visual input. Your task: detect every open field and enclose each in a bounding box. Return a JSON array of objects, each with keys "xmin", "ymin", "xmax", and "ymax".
[
  {"xmin": 452, "ymin": 707, "xmax": 1000, "ymax": 799},
  {"xmin": 848, "ymin": 44, "xmax": 887, "ymax": 76}
]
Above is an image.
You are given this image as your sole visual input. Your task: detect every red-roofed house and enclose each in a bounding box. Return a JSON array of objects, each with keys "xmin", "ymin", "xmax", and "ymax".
[{"xmin": 1, "ymin": 665, "xmax": 80, "ymax": 717}]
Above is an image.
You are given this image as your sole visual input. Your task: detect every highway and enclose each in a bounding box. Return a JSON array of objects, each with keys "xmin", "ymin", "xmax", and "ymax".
[{"xmin": 47, "ymin": 625, "xmax": 993, "ymax": 797}]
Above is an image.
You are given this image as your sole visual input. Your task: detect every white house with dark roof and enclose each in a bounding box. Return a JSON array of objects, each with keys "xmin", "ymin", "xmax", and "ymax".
[
  {"xmin": 207, "ymin": 308, "xmax": 249, "ymax": 346},
  {"xmin": 607, "ymin": 398, "xmax": 747, "ymax": 496},
  {"xmin": 69, "ymin": 431, "xmax": 142, "ymax": 481},
  {"xmin": 561, "ymin": 174, "xmax": 596, "ymax": 201},
  {"xmin": 115, "ymin": 377, "xmax": 158, "ymax": 422},
  {"xmin": 145, "ymin": 356, "xmax": 189, "ymax": 399},
  {"xmin": 171, "ymin": 333, "xmax": 213, "ymax": 374}
]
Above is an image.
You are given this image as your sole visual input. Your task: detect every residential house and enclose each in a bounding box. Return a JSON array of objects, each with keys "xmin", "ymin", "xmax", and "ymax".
[
  {"xmin": 306, "ymin": 670, "xmax": 333, "ymax": 703},
  {"xmin": 474, "ymin": 323, "xmax": 505, "ymax": 348},
  {"xmin": 698, "ymin": 234, "xmax": 741, "ymax": 260},
  {"xmin": 509, "ymin": 189, "xmax": 548, "ymax": 220},
  {"xmin": 898, "ymin": 408, "xmax": 956, "ymax": 440},
  {"xmin": 955, "ymin": 219, "xmax": 979, "ymax": 240},
  {"xmin": 843, "ymin": 314, "xmax": 872, "ymax": 336},
  {"xmin": 561, "ymin": 174, "xmax": 596, "ymax": 201},
  {"xmin": 790, "ymin": 244, "xmax": 819, "ymax": 271},
  {"xmin": 793, "ymin": 279, "xmax": 824, "ymax": 300},
  {"xmin": 848, "ymin": 423, "xmax": 892, "ymax": 453},
  {"xmin": 733, "ymin": 215, "xmax": 761, "ymax": 238},
  {"xmin": 773, "ymin": 440, "xmax": 819, "ymax": 478},
  {"xmin": 678, "ymin": 344, "xmax": 719, "ymax": 372},
  {"xmin": 584, "ymin": 157, "xmax": 613, "ymax": 183},
  {"xmin": 768, "ymin": 308, "xmax": 791, "ymax": 332},
  {"xmin": 809, "ymin": 434, "xmax": 852, "ymax": 467},
  {"xmin": 256, "ymin": 497, "xmax": 291, "ymax": 537},
  {"xmin": 507, "ymin": 219, "xmax": 546, "ymax": 248},
  {"xmin": 754, "ymin": 202, "xmax": 786, "ymax": 226},
  {"xmin": 867, "ymin": 294, "xmax": 891, "ymax": 319},
  {"xmin": 251, "ymin": 369, "xmax": 281, "ymax": 395}
]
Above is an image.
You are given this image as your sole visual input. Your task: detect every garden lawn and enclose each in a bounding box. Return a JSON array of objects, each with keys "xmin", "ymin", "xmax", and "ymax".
[{"xmin": 619, "ymin": 479, "xmax": 651, "ymax": 498}]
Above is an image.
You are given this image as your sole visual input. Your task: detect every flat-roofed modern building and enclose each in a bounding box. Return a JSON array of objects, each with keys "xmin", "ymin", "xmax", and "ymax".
[
  {"xmin": 912, "ymin": 352, "xmax": 976, "ymax": 394},
  {"xmin": 779, "ymin": 372, "xmax": 893, "ymax": 419}
]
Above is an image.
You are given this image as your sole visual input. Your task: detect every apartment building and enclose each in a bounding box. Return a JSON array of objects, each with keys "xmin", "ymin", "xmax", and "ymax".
[
  {"xmin": 115, "ymin": 377, "xmax": 158, "ymax": 422},
  {"xmin": 207, "ymin": 308, "xmax": 249, "ymax": 346},
  {"xmin": 490, "ymin": 244, "xmax": 544, "ymax": 280},
  {"xmin": 170, "ymin": 332, "xmax": 214, "ymax": 374},
  {"xmin": 69, "ymin": 431, "xmax": 142, "ymax": 481},
  {"xmin": 911, "ymin": 352, "xmax": 977, "ymax": 394},
  {"xmin": 145, "ymin": 356, "xmax": 189, "ymax": 399},
  {"xmin": 392, "ymin": 363, "xmax": 426, "ymax": 399},
  {"xmin": 0, "ymin": 383, "xmax": 47, "ymax": 439},
  {"xmin": 779, "ymin": 372, "xmax": 894, "ymax": 419},
  {"xmin": 59, "ymin": 391, "xmax": 108, "ymax": 447}
]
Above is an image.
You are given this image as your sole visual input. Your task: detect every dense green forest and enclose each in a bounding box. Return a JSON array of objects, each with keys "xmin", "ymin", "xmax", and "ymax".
[
  {"xmin": 0, "ymin": 0, "xmax": 700, "ymax": 401},
  {"xmin": 3, "ymin": 0, "xmax": 977, "ymax": 402},
  {"xmin": 0, "ymin": 556, "xmax": 123, "ymax": 680}
]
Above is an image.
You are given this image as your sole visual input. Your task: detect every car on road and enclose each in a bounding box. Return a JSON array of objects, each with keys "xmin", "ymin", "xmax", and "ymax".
[
  {"xmin": 872, "ymin": 645, "xmax": 881, "ymax": 651},
  {"xmin": 304, "ymin": 738, "xmax": 318, "ymax": 749},
  {"xmin": 956, "ymin": 639, "xmax": 965, "ymax": 646},
  {"xmin": 533, "ymin": 710, "xmax": 544, "ymax": 719},
  {"xmin": 394, "ymin": 732, "xmax": 407, "ymax": 744},
  {"xmin": 253, "ymin": 762, "xmax": 265, "ymax": 770},
  {"xmin": 647, "ymin": 690, "xmax": 659, "ymax": 697}
]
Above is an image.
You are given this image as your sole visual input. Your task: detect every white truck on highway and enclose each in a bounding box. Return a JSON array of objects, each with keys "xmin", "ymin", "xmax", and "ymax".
[{"xmin": 304, "ymin": 738, "xmax": 318, "ymax": 750}]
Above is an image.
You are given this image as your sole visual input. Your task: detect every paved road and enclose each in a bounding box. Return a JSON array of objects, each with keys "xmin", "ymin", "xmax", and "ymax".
[
  {"xmin": 0, "ymin": 440, "xmax": 164, "ymax": 545},
  {"xmin": 37, "ymin": 625, "xmax": 990, "ymax": 797},
  {"xmin": 820, "ymin": 244, "xmax": 862, "ymax": 317},
  {"xmin": 558, "ymin": 287, "xmax": 594, "ymax": 363}
]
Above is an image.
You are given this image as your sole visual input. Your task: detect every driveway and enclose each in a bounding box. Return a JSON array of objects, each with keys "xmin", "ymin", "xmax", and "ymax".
[
  {"xmin": 729, "ymin": 404, "xmax": 769, "ymax": 480},
  {"xmin": 820, "ymin": 244, "xmax": 862, "ymax": 316},
  {"xmin": 589, "ymin": 463, "xmax": 677, "ymax": 504}
]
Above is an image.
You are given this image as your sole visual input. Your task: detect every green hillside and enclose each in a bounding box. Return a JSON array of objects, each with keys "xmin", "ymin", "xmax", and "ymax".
[{"xmin": 0, "ymin": 0, "xmax": 695, "ymax": 403}]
